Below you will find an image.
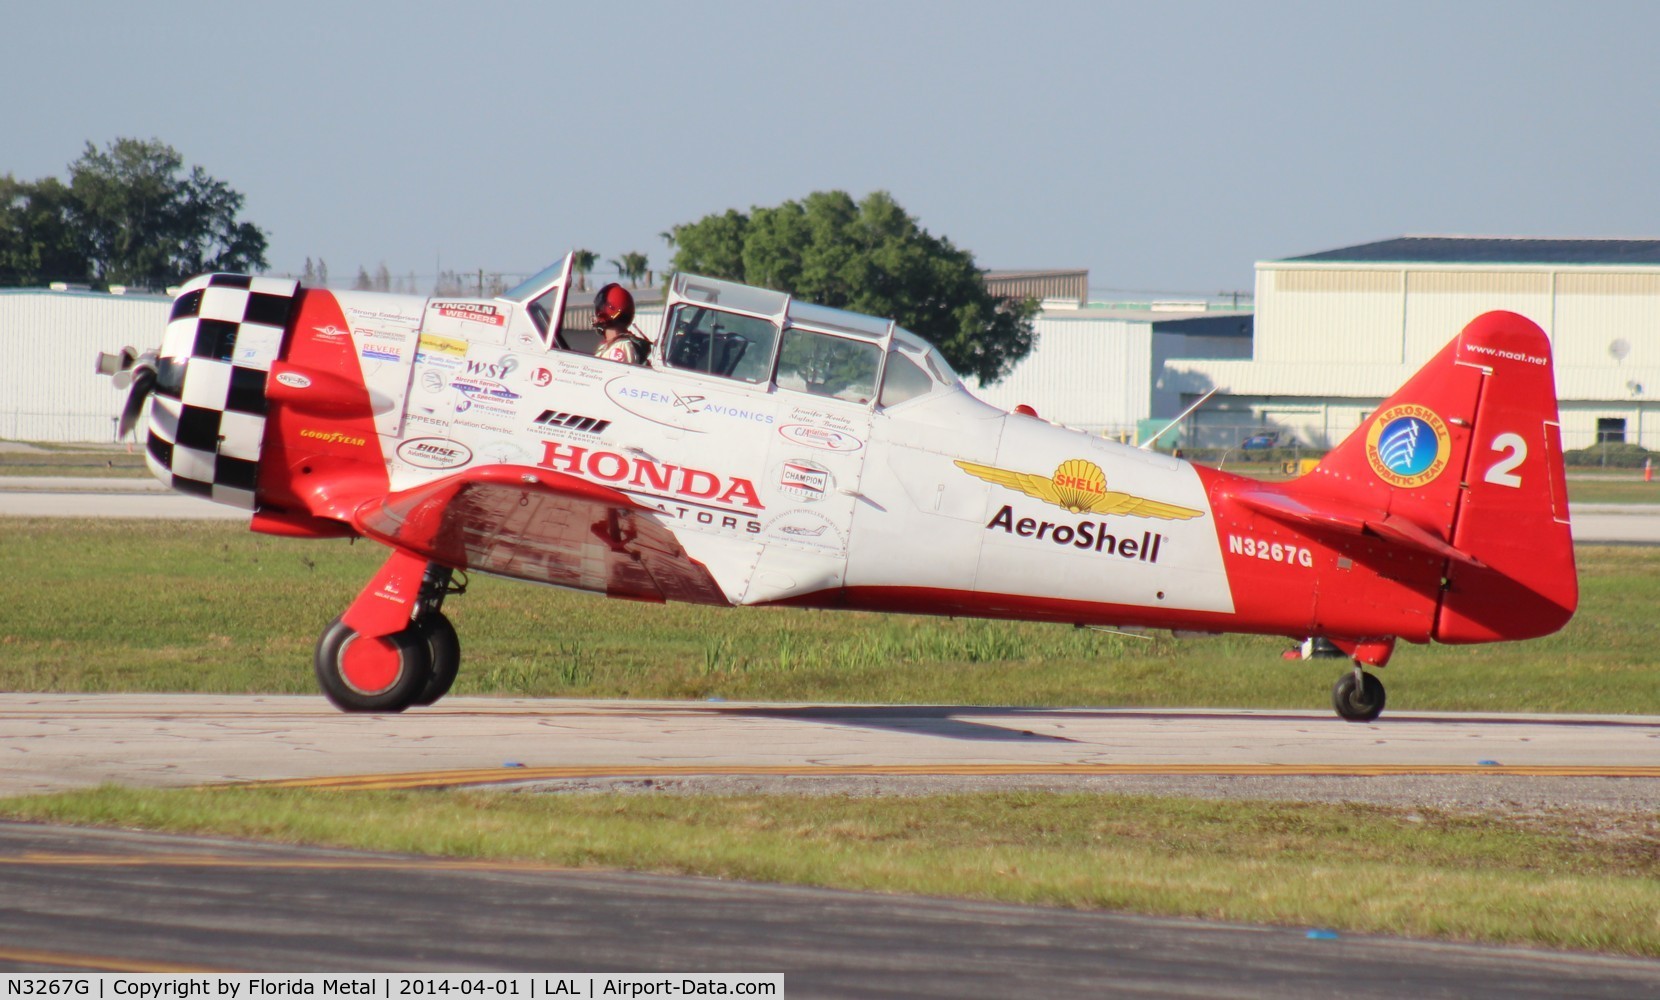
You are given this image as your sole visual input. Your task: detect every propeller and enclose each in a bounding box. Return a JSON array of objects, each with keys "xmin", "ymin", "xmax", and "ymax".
[{"xmin": 96, "ymin": 346, "xmax": 160, "ymax": 438}]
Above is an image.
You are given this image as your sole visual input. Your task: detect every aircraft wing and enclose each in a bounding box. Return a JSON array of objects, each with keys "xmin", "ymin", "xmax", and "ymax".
[
  {"xmin": 1229, "ymin": 488, "xmax": 1483, "ymax": 568},
  {"xmin": 350, "ymin": 464, "xmax": 729, "ymax": 605}
]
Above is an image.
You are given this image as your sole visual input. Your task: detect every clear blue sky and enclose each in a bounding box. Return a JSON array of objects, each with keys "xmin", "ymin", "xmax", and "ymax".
[{"xmin": 7, "ymin": 1, "xmax": 1656, "ymax": 297}]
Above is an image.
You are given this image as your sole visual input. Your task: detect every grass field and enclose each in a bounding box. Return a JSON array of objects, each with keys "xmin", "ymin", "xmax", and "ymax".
[
  {"xmin": 0, "ymin": 518, "xmax": 1655, "ymax": 714},
  {"xmin": 0, "ymin": 785, "xmax": 1654, "ymax": 957},
  {"xmin": 2, "ymin": 517, "xmax": 1656, "ymax": 959}
]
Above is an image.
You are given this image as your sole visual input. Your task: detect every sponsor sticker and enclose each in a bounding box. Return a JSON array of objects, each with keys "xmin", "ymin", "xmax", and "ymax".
[
  {"xmin": 531, "ymin": 409, "xmax": 612, "ymax": 438},
  {"xmin": 433, "ymin": 301, "xmax": 505, "ymax": 326},
  {"xmin": 776, "ymin": 459, "xmax": 832, "ymax": 502},
  {"xmin": 537, "ymin": 441, "xmax": 763, "ymax": 511},
  {"xmin": 396, "ymin": 437, "xmax": 473, "ymax": 470},
  {"xmin": 778, "ymin": 423, "xmax": 863, "ymax": 453},
  {"xmin": 1364, "ymin": 404, "xmax": 1452, "ymax": 489},
  {"xmin": 275, "ymin": 372, "xmax": 312, "ymax": 389},
  {"xmin": 418, "ymin": 333, "xmax": 468, "ymax": 358}
]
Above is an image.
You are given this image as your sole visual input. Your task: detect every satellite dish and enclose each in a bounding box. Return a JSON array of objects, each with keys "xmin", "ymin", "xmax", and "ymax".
[{"xmin": 1609, "ymin": 338, "xmax": 1631, "ymax": 361}]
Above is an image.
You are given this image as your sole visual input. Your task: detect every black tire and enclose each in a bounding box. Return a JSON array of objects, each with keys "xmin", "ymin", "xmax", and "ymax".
[
  {"xmin": 1332, "ymin": 670, "xmax": 1386, "ymax": 722},
  {"xmin": 410, "ymin": 612, "xmax": 461, "ymax": 707},
  {"xmin": 314, "ymin": 615, "xmax": 432, "ymax": 713}
]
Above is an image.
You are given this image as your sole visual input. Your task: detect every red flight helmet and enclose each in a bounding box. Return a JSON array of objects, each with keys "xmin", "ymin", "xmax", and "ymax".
[{"xmin": 593, "ymin": 283, "xmax": 635, "ymax": 330}]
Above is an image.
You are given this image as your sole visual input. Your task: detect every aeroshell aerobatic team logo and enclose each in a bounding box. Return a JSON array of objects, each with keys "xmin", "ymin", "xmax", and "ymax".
[{"xmin": 1365, "ymin": 404, "xmax": 1452, "ymax": 488}]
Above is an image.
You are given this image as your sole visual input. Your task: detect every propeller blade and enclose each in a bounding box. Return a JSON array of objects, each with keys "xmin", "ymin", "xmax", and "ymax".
[{"xmin": 117, "ymin": 365, "xmax": 157, "ymax": 438}]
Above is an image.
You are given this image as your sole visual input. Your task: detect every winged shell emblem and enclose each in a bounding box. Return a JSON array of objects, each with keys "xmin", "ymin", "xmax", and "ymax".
[{"xmin": 955, "ymin": 458, "xmax": 1204, "ymax": 521}]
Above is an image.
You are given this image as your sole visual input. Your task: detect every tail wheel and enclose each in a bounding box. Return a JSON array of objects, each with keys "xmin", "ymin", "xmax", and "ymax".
[
  {"xmin": 314, "ymin": 615, "xmax": 432, "ymax": 713},
  {"xmin": 410, "ymin": 612, "xmax": 461, "ymax": 707},
  {"xmin": 1332, "ymin": 669, "xmax": 1386, "ymax": 723}
]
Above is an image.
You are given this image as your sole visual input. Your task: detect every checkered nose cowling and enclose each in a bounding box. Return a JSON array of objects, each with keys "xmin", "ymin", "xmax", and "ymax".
[{"xmin": 144, "ymin": 274, "xmax": 300, "ymax": 510}]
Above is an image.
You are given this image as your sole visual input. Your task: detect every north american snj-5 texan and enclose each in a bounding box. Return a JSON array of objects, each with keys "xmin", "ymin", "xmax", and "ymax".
[{"xmin": 98, "ymin": 252, "xmax": 1576, "ymax": 721}]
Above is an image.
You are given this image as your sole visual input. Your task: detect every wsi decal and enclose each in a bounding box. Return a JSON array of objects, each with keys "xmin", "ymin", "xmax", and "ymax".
[
  {"xmin": 986, "ymin": 505, "xmax": 1168, "ymax": 563},
  {"xmin": 396, "ymin": 437, "xmax": 473, "ymax": 470},
  {"xmin": 538, "ymin": 441, "xmax": 763, "ymax": 511},
  {"xmin": 532, "ymin": 409, "xmax": 611, "ymax": 437},
  {"xmin": 778, "ymin": 423, "xmax": 863, "ymax": 453},
  {"xmin": 1227, "ymin": 535, "xmax": 1313, "ymax": 568},
  {"xmin": 956, "ymin": 458, "xmax": 1203, "ymax": 521},
  {"xmin": 1365, "ymin": 404, "xmax": 1452, "ymax": 489},
  {"xmin": 434, "ymin": 302, "xmax": 504, "ymax": 326},
  {"xmin": 464, "ymin": 356, "xmax": 518, "ymax": 380}
]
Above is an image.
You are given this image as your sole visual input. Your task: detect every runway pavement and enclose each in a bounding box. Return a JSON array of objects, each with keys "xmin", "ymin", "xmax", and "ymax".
[
  {"xmin": 2, "ymin": 694, "xmax": 1656, "ymax": 804},
  {"xmin": 3, "ymin": 824, "xmax": 1656, "ymax": 996}
]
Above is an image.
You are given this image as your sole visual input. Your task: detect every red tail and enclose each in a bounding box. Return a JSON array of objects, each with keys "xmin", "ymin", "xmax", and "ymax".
[{"xmin": 1296, "ymin": 311, "xmax": 1576, "ymax": 643}]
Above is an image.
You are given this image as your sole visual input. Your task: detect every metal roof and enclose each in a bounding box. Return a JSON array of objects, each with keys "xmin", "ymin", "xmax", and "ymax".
[{"xmin": 1280, "ymin": 236, "xmax": 1660, "ymax": 266}]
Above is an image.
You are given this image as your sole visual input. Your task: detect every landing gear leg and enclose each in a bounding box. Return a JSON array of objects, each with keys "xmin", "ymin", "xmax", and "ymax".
[
  {"xmin": 313, "ymin": 551, "xmax": 464, "ymax": 713},
  {"xmin": 411, "ymin": 564, "xmax": 463, "ymax": 707},
  {"xmin": 1331, "ymin": 666, "xmax": 1386, "ymax": 723}
]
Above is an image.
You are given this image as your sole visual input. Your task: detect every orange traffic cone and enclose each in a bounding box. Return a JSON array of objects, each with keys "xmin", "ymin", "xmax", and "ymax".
[{"xmin": 1645, "ymin": 458, "xmax": 1653, "ymax": 483}]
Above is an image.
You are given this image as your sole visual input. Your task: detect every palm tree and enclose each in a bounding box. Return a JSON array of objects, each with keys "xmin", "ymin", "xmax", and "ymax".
[
  {"xmin": 572, "ymin": 249, "xmax": 598, "ymax": 292},
  {"xmin": 609, "ymin": 251, "xmax": 650, "ymax": 288}
]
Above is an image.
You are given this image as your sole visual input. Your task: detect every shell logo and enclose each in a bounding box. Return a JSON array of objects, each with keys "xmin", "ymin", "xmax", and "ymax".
[{"xmin": 955, "ymin": 458, "xmax": 1204, "ymax": 521}]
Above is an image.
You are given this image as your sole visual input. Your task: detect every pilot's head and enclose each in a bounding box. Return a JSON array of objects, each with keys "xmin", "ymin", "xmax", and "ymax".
[{"xmin": 593, "ymin": 283, "xmax": 635, "ymax": 333}]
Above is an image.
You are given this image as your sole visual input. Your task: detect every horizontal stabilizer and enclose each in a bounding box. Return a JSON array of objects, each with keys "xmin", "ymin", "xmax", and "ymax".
[{"xmin": 1230, "ymin": 489, "xmax": 1483, "ymax": 568}]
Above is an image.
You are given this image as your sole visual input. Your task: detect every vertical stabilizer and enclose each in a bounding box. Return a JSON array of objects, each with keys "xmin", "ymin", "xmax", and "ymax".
[{"xmin": 1296, "ymin": 311, "xmax": 1576, "ymax": 643}]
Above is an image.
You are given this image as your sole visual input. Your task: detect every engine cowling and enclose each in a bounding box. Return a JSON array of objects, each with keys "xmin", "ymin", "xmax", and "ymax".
[{"xmin": 144, "ymin": 274, "xmax": 301, "ymax": 508}]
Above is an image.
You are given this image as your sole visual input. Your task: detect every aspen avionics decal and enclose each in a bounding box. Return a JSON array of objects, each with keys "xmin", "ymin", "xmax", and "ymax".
[
  {"xmin": 1365, "ymin": 404, "xmax": 1452, "ymax": 488},
  {"xmin": 955, "ymin": 458, "xmax": 1204, "ymax": 520}
]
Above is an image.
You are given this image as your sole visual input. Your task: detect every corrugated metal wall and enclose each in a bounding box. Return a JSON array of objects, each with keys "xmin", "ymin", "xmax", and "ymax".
[
  {"xmin": 969, "ymin": 317, "xmax": 1151, "ymax": 437},
  {"xmin": 1257, "ymin": 268, "xmax": 1403, "ymax": 365},
  {"xmin": 1, "ymin": 292, "xmax": 170, "ymax": 441},
  {"xmin": 1178, "ymin": 261, "xmax": 1660, "ymax": 449}
]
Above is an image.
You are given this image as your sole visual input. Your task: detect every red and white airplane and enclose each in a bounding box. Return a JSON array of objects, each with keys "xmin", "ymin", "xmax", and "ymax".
[{"xmin": 99, "ymin": 253, "xmax": 1577, "ymax": 721}]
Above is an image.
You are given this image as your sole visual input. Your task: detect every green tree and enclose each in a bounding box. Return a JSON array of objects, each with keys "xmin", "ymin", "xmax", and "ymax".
[
  {"xmin": 0, "ymin": 175, "xmax": 87, "ymax": 285},
  {"xmin": 572, "ymin": 249, "xmax": 598, "ymax": 292},
  {"xmin": 67, "ymin": 138, "xmax": 267, "ymax": 288},
  {"xmin": 609, "ymin": 251, "xmax": 650, "ymax": 288},
  {"xmin": 665, "ymin": 191, "xmax": 1037, "ymax": 385}
]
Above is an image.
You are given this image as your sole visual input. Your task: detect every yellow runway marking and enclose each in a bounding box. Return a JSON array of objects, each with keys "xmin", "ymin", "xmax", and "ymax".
[
  {"xmin": 0, "ymin": 945, "xmax": 223, "ymax": 973},
  {"xmin": 238, "ymin": 763, "xmax": 1660, "ymax": 791}
]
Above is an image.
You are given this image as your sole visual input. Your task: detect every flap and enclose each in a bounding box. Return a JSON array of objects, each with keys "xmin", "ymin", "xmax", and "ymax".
[{"xmin": 351, "ymin": 464, "xmax": 729, "ymax": 605}]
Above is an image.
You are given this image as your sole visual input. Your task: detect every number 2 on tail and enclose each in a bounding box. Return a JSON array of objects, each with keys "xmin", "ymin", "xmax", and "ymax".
[{"xmin": 1484, "ymin": 433, "xmax": 1527, "ymax": 488}]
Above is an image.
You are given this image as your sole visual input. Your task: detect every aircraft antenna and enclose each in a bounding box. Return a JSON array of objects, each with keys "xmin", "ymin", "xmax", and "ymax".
[{"xmin": 1137, "ymin": 387, "xmax": 1219, "ymax": 450}]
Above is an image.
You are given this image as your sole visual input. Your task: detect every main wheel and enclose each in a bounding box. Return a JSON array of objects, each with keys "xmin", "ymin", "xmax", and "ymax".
[
  {"xmin": 1332, "ymin": 670, "xmax": 1386, "ymax": 722},
  {"xmin": 314, "ymin": 615, "xmax": 432, "ymax": 713},
  {"xmin": 410, "ymin": 612, "xmax": 461, "ymax": 707}
]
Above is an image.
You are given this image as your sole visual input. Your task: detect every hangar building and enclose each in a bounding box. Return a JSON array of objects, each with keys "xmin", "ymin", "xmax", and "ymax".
[{"xmin": 1164, "ymin": 237, "xmax": 1660, "ymax": 452}]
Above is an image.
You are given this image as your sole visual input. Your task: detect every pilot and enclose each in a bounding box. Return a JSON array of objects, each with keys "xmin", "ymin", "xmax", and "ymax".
[{"xmin": 593, "ymin": 283, "xmax": 646, "ymax": 364}]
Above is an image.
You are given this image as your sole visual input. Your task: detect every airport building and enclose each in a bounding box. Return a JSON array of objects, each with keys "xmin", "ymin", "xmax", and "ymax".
[
  {"xmin": 1163, "ymin": 237, "xmax": 1660, "ymax": 452},
  {"xmin": 7, "ymin": 237, "xmax": 1660, "ymax": 456}
]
